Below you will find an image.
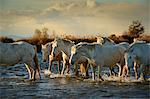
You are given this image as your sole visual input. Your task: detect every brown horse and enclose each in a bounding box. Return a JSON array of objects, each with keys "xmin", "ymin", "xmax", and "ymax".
[{"xmin": 42, "ymin": 42, "xmax": 63, "ymax": 74}]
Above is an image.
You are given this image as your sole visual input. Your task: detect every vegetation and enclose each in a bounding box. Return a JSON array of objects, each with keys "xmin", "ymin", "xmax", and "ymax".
[
  {"xmin": 0, "ymin": 36, "xmax": 14, "ymax": 43},
  {"xmin": 109, "ymin": 20, "xmax": 147, "ymax": 44},
  {"xmin": 1, "ymin": 20, "xmax": 149, "ymax": 52}
]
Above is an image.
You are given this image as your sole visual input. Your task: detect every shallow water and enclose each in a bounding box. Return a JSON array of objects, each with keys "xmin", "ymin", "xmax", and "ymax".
[{"xmin": 0, "ymin": 53, "xmax": 149, "ymax": 99}]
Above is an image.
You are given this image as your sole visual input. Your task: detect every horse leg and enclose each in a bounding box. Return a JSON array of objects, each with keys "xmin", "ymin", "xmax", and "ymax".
[
  {"xmin": 139, "ymin": 64, "xmax": 145, "ymax": 81},
  {"xmin": 33, "ymin": 66, "xmax": 40, "ymax": 80},
  {"xmin": 33, "ymin": 53, "xmax": 41, "ymax": 80},
  {"xmin": 85, "ymin": 63, "xmax": 89, "ymax": 77},
  {"xmin": 61, "ymin": 61, "xmax": 66, "ymax": 75},
  {"xmin": 134, "ymin": 62, "xmax": 138, "ymax": 80},
  {"xmin": 74, "ymin": 64, "xmax": 79, "ymax": 76},
  {"xmin": 90, "ymin": 65, "xmax": 96, "ymax": 81},
  {"xmin": 98, "ymin": 65, "xmax": 104, "ymax": 81},
  {"xmin": 120, "ymin": 65, "xmax": 124, "ymax": 77},
  {"xmin": 109, "ymin": 66, "xmax": 114, "ymax": 76},
  {"xmin": 123, "ymin": 65, "xmax": 128, "ymax": 76},
  {"xmin": 33, "ymin": 68, "xmax": 36, "ymax": 80},
  {"xmin": 117, "ymin": 63, "xmax": 124, "ymax": 77},
  {"xmin": 24, "ymin": 64, "xmax": 32, "ymax": 79},
  {"xmin": 66, "ymin": 61, "xmax": 70, "ymax": 74},
  {"xmin": 80, "ymin": 63, "xmax": 86, "ymax": 77},
  {"xmin": 58, "ymin": 61, "xmax": 61, "ymax": 74},
  {"xmin": 48, "ymin": 59, "xmax": 53, "ymax": 73},
  {"xmin": 28, "ymin": 64, "xmax": 36, "ymax": 80}
]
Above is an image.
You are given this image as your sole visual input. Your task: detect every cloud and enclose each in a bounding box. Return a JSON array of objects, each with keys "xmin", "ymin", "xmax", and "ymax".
[
  {"xmin": 38, "ymin": 1, "xmax": 149, "ymax": 35},
  {"xmin": 41, "ymin": 1, "xmax": 148, "ymax": 17},
  {"xmin": 0, "ymin": 0, "xmax": 149, "ymax": 38}
]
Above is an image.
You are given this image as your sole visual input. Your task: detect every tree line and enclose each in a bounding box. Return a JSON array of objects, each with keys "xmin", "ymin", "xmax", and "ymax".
[{"xmin": 0, "ymin": 20, "xmax": 150, "ymax": 52}]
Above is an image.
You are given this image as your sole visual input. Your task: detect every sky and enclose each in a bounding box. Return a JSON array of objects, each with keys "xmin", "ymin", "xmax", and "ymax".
[{"xmin": 0, "ymin": 0, "xmax": 149, "ymax": 39}]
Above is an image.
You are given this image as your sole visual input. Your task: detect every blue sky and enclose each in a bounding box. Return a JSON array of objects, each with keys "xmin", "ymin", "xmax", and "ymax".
[{"xmin": 0, "ymin": 0, "xmax": 149, "ymax": 39}]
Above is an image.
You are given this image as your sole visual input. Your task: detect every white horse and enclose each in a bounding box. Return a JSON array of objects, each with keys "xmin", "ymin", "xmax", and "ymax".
[
  {"xmin": 96, "ymin": 37, "xmax": 129, "ymax": 76},
  {"xmin": 42, "ymin": 42, "xmax": 53, "ymax": 62},
  {"xmin": 124, "ymin": 42, "xmax": 150, "ymax": 80},
  {"xmin": 42, "ymin": 42, "xmax": 63, "ymax": 74},
  {"xmin": 51, "ymin": 38, "xmax": 89, "ymax": 77},
  {"xmin": 51, "ymin": 38, "xmax": 75, "ymax": 75},
  {"xmin": 70, "ymin": 43, "xmax": 125, "ymax": 81},
  {"xmin": 0, "ymin": 41, "xmax": 41, "ymax": 80},
  {"xmin": 70, "ymin": 42, "xmax": 90, "ymax": 77}
]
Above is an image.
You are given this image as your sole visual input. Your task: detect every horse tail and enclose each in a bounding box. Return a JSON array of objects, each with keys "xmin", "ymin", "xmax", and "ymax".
[{"xmin": 33, "ymin": 46, "xmax": 41, "ymax": 80}]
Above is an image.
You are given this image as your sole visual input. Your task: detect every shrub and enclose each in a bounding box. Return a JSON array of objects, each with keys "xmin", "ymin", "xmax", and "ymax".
[{"xmin": 0, "ymin": 36, "xmax": 14, "ymax": 43}]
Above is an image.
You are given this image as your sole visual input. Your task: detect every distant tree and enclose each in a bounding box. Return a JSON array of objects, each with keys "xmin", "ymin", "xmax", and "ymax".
[
  {"xmin": 128, "ymin": 20, "xmax": 144, "ymax": 38},
  {"xmin": 33, "ymin": 28, "xmax": 49, "ymax": 40},
  {"xmin": 51, "ymin": 30, "xmax": 56, "ymax": 39},
  {"xmin": 0, "ymin": 36, "xmax": 14, "ymax": 43},
  {"xmin": 33, "ymin": 29, "xmax": 42, "ymax": 39},
  {"xmin": 41, "ymin": 27, "xmax": 49, "ymax": 39}
]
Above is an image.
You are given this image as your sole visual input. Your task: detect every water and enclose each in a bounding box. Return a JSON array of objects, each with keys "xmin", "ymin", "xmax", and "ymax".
[{"xmin": 0, "ymin": 53, "xmax": 149, "ymax": 99}]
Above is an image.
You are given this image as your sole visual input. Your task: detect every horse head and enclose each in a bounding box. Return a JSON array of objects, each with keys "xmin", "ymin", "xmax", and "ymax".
[{"xmin": 42, "ymin": 43, "xmax": 52, "ymax": 62}]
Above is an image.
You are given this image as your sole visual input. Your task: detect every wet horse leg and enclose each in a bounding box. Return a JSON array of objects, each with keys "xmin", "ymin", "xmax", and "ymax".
[
  {"xmin": 90, "ymin": 65, "xmax": 96, "ymax": 81},
  {"xmin": 66, "ymin": 61, "xmax": 70, "ymax": 74},
  {"xmin": 121, "ymin": 65, "xmax": 129, "ymax": 81},
  {"xmin": 58, "ymin": 61, "xmax": 61, "ymax": 74},
  {"xmin": 109, "ymin": 66, "xmax": 114, "ymax": 76},
  {"xmin": 74, "ymin": 64, "xmax": 79, "ymax": 76},
  {"xmin": 139, "ymin": 64, "xmax": 145, "ymax": 81},
  {"xmin": 134, "ymin": 62, "xmax": 138, "ymax": 80},
  {"xmin": 34, "ymin": 54, "xmax": 41, "ymax": 80},
  {"xmin": 85, "ymin": 63, "xmax": 89, "ymax": 77},
  {"xmin": 80, "ymin": 63, "xmax": 86, "ymax": 76},
  {"xmin": 33, "ymin": 65, "xmax": 41, "ymax": 80},
  {"xmin": 61, "ymin": 61, "xmax": 66, "ymax": 75},
  {"xmin": 66, "ymin": 64, "xmax": 69, "ymax": 74},
  {"xmin": 117, "ymin": 63, "xmax": 124, "ymax": 77},
  {"xmin": 119, "ymin": 65, "xmax": 124, "ymax": 77},
  {"xmin": 48, "ymin": 59, "xmax": 53, "ymax": 73},
  {"xmin": 98, "ymin": 65, "xmax": 104, "ymax": 81},
  {"xmin": 25, "ymin": 63, "xmax": 33, "ymax": 79},
  {"xmin": 48, "ymin": 55, "xmax": 54, "ymax": 72}
]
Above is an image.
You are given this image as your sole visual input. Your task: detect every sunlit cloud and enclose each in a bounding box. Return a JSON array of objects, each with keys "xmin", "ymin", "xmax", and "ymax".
[{"xmin": 0, "ymin": 0, "xmax": 149, "ymax": 38}]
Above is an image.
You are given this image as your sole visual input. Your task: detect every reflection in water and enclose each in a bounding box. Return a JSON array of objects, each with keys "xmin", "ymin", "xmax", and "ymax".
[{"xmin": 0, "ymin": 53, "xmax": 149, "ymax": 98}]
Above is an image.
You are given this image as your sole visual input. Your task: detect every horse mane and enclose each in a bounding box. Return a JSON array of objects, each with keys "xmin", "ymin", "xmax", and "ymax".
[
  {"xmin": 63, "ymin": 39, "xmax": 74, "ymax": 44},
  {"xmin": 103, "ymin": 37, "xmax": 115, "ymax": 44},
  {"xmin": 77, "ymin": 43, "xmax": 97, "ymax": 52},
  {"xmin": 45, "ymin": 42, "xmax": 52, "ymax": 47},
  {"xmin": 55, "ymin": 37, "xmax": 74, "ymax": 45}
]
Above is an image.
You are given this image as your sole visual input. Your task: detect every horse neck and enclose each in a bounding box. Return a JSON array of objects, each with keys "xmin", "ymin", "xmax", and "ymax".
[
  {"xmin": 61, "ymin": 42, "xmax": 74, "ymax": 57},
  {"xmin": 85, "ymin": 44, "xmax": 97, "ymax": 59},
  {"xmin": 48, "ymin": 45, "xmax": 52, "ymax": 55}
]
